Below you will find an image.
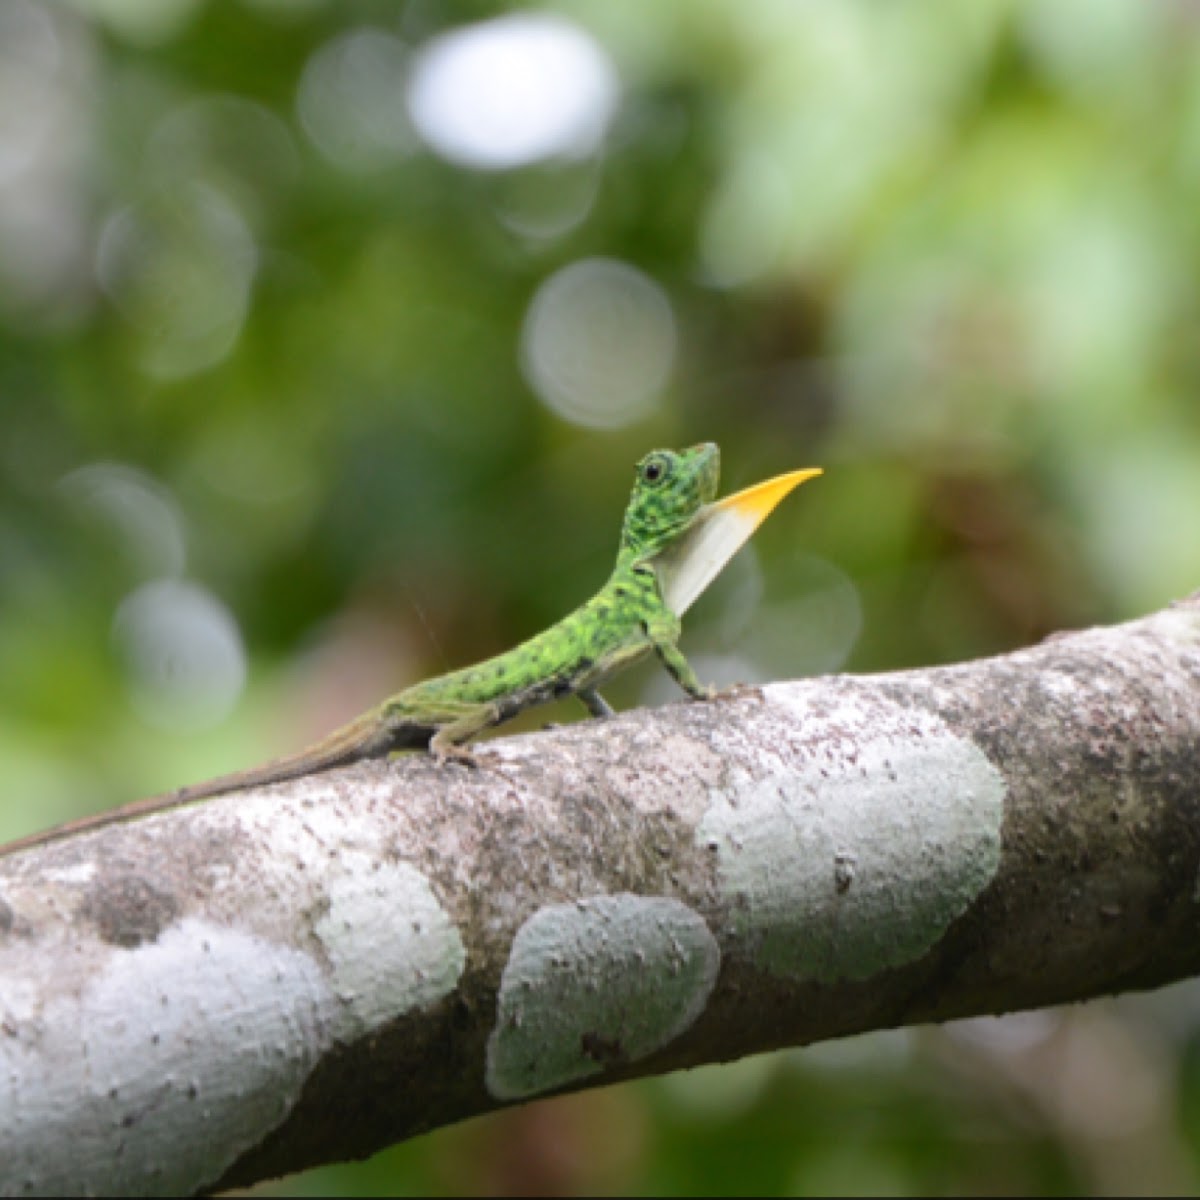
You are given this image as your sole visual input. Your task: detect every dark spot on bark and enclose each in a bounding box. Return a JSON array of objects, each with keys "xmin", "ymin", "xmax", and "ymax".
[
  {"xmin": 581, "ymin": 1030, "xmax": 624, "ymax": 1065},
  {"xmin": 80, "ymin": 875, "xmax": 179, "ymax": 948},
  {"xmin": 0, "ymin": 893, "xmax": 12, "ymax": 934},
  {"xmin": 834, "ymin": 852, "xmax": 857, "ymax": 893}
]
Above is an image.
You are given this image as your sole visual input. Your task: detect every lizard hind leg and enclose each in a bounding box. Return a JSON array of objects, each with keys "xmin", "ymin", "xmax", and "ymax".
[{"xmin": 428, "ymin": 701, "xmax": 503, "ymax": 767}]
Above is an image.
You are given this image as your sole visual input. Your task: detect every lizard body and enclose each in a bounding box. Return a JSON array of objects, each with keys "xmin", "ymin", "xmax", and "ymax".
[{"xmin": 3, "ymin": 443, "xmax": 725, "ymax": 853}]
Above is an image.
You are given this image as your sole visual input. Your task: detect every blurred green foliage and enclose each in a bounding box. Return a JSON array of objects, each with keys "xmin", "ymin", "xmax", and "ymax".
[{"xmin": 3, "ymin": 0, "xmax": 1200, "ymax": 1193}]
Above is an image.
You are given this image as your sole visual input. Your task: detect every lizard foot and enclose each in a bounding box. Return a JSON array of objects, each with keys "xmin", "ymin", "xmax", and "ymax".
[
  {"xmin": 429, "ymin": 740, "xmax": 480, "ymax": 769},
  {"xmin": 448, "ymin": 745, "xmax": 522, "ymax": 787}
]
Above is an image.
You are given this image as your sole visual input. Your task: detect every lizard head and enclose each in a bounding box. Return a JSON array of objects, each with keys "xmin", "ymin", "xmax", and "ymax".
[{"xmin": 618, "ymin": 442, "xmax": 720, "ymax": 564}]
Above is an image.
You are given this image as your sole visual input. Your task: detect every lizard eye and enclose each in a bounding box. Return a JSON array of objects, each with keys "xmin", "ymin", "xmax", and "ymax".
[{"xmin": 641, "ymin": 456, "xmax": 668, "ymax": 485}]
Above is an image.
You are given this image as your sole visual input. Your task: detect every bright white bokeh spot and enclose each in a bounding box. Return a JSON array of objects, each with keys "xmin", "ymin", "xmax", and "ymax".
[
  {"xmin": 58, "ymin": 462, "xmax": 187, "ymax": 581},
  {"xmin": 113, "ymin": 580, "xmax": 247, "ymax": 732},
  {"xmin": 407, "ymin": 14, "xmax": 618, "ymax": 170},
  {"xmin": 95, "ymin": 182, "xmax": 257, "ymax": 379},
  {"xmin": 521, "ymin": 257, "xmax": 676, "ymax": 429},
  {"xmin": 296, "ymin": 27, "xmax": 415, "ymax": 172}
]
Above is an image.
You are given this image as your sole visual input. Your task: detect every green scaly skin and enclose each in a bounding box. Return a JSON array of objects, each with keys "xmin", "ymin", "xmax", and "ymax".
[{"xmin": 4, "ymin": 444, "xmax": 722, "ymax": 855}]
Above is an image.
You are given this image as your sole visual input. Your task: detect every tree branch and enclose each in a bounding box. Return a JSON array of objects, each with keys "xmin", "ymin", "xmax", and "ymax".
[{"xmin": 3, "ymin": 594, "xmax": 1200, "ymax": 1196}]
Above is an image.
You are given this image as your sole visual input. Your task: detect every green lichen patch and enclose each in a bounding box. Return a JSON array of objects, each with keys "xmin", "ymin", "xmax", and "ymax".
[
  {"xmin": 703, "ymin": 690, "xmax": 1005, "ymax": 982},
  {"xmin": 485, "ymin": 894, "xmax": 719, "ymax": 1101}
]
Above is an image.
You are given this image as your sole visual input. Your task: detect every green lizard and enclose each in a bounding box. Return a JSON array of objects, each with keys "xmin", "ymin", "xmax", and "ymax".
[{"xmin": 3, "ymin": 443, "xmax": 820, "ymax": 854}]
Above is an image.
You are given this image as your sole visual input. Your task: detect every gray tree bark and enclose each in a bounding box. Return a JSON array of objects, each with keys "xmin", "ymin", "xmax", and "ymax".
[{"xmin": 2, "ymin": 593, "xmax": 1199, "ymax": 1196}]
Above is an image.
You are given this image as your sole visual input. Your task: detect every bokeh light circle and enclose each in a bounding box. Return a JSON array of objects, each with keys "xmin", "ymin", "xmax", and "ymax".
[
  {"xmin": 407, "ymin": 14, "xmax": 618, "ymax": 171},
  {"xmin": 113, "ymin": 580, "xmax": 247, "ymax": 732},
  {"xmin": 520, "ymin": 257, "xmax": 676, "ymax": 429}
]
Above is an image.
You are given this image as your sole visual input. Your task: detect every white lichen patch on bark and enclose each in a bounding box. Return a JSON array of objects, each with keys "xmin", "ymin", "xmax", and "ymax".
[
  {"xmin": 485, "ymin": 894, "xmax": 720, "ymax": 1101},
  {"xmin": 1, "ymin": 919, "xmax": 328, "ymax": 1197},
  {"xmin": 700, "ymin": 688, "xmax": 1005, "ymax": 982},
  {"xmin": 187, "ymin": 782, "xmax": 467, "ymax": 1031},
  {"xmin": 0, "ymin": 780, "xmax": 470, "ymax": 1197},
  {"xmin": 313, "ymin": 859, "xmax": 466, "ymax": 1033}
]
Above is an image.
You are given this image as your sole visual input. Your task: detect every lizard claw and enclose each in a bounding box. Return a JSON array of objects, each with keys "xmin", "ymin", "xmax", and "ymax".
[{"xmin": 457, "ymin": 746, "xmax": 521, "ymax": 787}]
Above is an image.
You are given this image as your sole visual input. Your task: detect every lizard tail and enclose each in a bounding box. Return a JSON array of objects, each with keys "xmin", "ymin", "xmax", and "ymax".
[
  {"xmin": 166, "ymin": 706, "xmax": 422, "ymax": 804},
  {"xmin": 0, "ymin": 708, "xmax": 431, "ymax": 858}
]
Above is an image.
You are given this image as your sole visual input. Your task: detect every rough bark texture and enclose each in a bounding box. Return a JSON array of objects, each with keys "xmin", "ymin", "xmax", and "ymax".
[{"xmin": 2, "ymin": 594, "xmax": 1199, "ymax": 1196}]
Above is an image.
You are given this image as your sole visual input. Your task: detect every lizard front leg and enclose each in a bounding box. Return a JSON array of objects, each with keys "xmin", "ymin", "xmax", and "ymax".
[{"xmin": 643, "ymin": 610, "xmax": 715, "ymax": 701}]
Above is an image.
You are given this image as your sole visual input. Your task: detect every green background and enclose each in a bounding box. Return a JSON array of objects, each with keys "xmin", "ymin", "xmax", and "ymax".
[{"xmin": 3, "ymin": 0, "xmax": 1200, "ymax": 1193}]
